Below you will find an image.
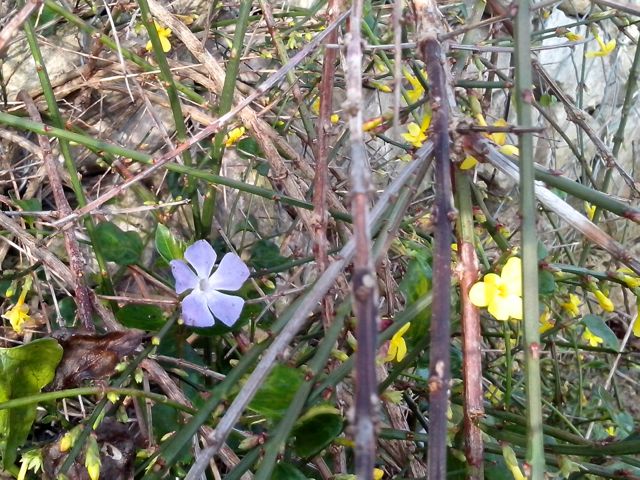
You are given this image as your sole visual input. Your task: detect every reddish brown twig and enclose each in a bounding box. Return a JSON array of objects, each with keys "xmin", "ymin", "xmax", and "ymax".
[
  {"xmin": 18, "ymin": 91, "xmax": 94, "ymax": 329},
  {"xmin": 345, "ymin": 0, "xmax": 380, "ymax": 476},
  {"xmin": 457, "ymin": 239, "xmax": 484, "ymax": 478},
  {"xmin": 314, "ymin": 0, "xmax": 343, "ymax": 329},
  {"xmin": 413, "ymin": 0, "xmax": 456, "ymax": 477}
]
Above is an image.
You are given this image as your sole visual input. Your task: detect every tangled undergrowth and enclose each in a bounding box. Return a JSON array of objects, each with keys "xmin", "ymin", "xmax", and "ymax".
[{"xmin": 1, "ymin": 0, "xmax": 640, "ymax": 478}]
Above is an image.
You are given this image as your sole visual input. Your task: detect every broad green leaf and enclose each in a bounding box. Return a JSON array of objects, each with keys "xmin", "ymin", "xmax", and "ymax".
[
  {"xmin": 536, "ymin": 241, "xmax": 549, "ymax": 261},
  {"xmin": 0, "ymin": 339, "xmax": 63, "ymax": 468},
  {"xmin": 155, "ymin": 224, "xmax": 185, "ymax": 263},
  {"xmin": 292, "ymin": 406, "xmax": 343, "ymax": 458},
  {"xmin": 94, "ymin": 222, "xmax": 143, "ymax": 266},
  {"xmin": 272, "ymin": 463, "xmax": 309, "ymax": 480},
  {"xmin": 116, "ymin": 304, "xmax": 165, "ymax": 330},
  {"xmin": 249, "ymin": 365, "xmax": 303, "ymax": 422},
  {"xmin": 582, "ymin": 314, "xmax": 619, "ymax": 350},
  {"xmin": 399, "ymin": 250, "xmax": 432, "ymax": 344},
  {"xmin": 538, "ymin": 269, "xmax": 556, "ymax": 295},
  {"xmin": 249, "ymin": 240, "xmax": 288, "ymax": 270},
  {"xmin": 237, "ymin": 137, "xmax": 262, "ymax": 158}
]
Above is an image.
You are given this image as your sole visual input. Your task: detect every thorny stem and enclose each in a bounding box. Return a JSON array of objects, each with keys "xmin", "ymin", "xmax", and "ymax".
[
  {"xmin": 514, "ymin": 0, "xmax": 545, "ymax": 475},
  {"xmin": 414, "ymin": 0, "xmax": 455, "ymax": 476},
  {"xmin": 454, "ymin": 173, "xmax": 484, "ymax": 480},
  {"xmin": 313, "ymin": 0, "xmax": 342, "ymax": 329},
  {"xmin": 181, "ymin": 153, "xmax": 429, "ymax": 480},
  {"xmin": 18, "ymin": 92, "xmax": 93, "ymax": 329},
  {"xmin": 345, "ymin": 0, "xmax": 380, "ymax": 475}
]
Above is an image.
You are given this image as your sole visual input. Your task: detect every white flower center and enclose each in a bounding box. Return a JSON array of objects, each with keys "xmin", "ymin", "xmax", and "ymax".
[{"xmin": 199, "ymin": 278, "xmax": 210, "ymax": 291}]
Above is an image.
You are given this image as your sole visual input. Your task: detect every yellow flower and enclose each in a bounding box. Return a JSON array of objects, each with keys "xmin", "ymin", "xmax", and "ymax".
[
  {"xmin": 385, "ymin": 322, "xmax": 411, "ymax": 362},
  {"xmin": 476, "ymin": 117, "xmax": 519, "ymax": 154},
  {"xmin": 582, "ymin": 327, "xmax": 603, "ymax": 347},
  {"xmin": 561, "ymin": 293, "xmax": 581, "ymax": 318},
  {"xmin": 539, "ymin": 309, "xmax": 555, "ymax": 333},
  {"xmin": 586, "ymin": 32, "xmax": 616, "ymax": 58},
  {"xmin": 501, "ymin": 444, "xmax": 526, "ymax": 480},
  {"xmin": 403, "ymin": 68, "xmax": 427, "ymax": 104},
  {"xmin": 633, "ymin": 311, "xmax": 640, "ymax": 338},
  {"xmin": 401, "ymin": 113, "xmax": 431, "ymax": 148},
  {"xmin": 564, "ymin": 31, "xmax": 584, "ymax": 41},
  {"xmin": 594, "ymin": 289, "xmax": 614, "ymax": 312},
  {"xmin": 606, "ymin": 425, "xmax": 617, "ymax": 437},
  {"xmin": 224, "ymin": 126, "xmax": 245, "ymax": 147},
  {"xmin": 490, "ymin": 118, "xmax": 508, "ymax": 145},
  {"xmin": 617, "ymin": 268, "xmax": 640, "ymax": 289},
  {"xmin": 85, "ymin": 435, "xmax": 101, "ymax": 480},
  {"xmin": 459, "ymin": 155, "xmax": 478, "ymax": 170},
  {"xmin": 469, "ymin": 257, "xmax": 523, "ymax": 321},
  {"xmin": 499, "ymin": 144, "xmax": 520, "ymax": 156},
  {"xmin": 145, "ymin": 21, "xmax": 172, "ymax": 53},
  {"xmin": 584, "ymin": 202, "xmax": 596, "ymax": 221},
  {"xmin": 311, "ymin": 98, "xmax": 339, "ymax": 124},
  {"xmin": 485, "ymin": 384, "xmax": 504, "ymax": 406},
  {"xmin": 2, "ymin": 278, "xmax": 32, "ymax": 333},
  {"xmin": 363, "ymin": 117, "xmax": 384, "ymax": 132},
  {"xmin": 373, "ymin": 468, "xmax": 385, "ymax": 480}
]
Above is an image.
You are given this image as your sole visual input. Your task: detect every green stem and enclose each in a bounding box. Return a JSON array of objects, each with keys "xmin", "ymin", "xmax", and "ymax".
[
  {"xmin": 514, "ymin": 0, "xmax": 545, "ymax": 475},
  {"xmin": 201, "ymin": 0, "xmax": 253, "ymax": 236}
]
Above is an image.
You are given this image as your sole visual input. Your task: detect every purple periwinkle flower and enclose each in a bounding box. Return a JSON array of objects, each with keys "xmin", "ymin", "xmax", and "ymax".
[{"xmin": 170, "ymin": 240, "xmax": 250, "ymax": 327}]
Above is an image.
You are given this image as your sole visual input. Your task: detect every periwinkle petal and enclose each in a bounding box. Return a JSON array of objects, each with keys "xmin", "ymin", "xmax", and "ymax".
[
  {"xmin": 184, "ymin": 240, "xmax": 217, "ymax": 279},
  {"xmin": 181, "ymin": 291, "xmax": 215, "ymax": 327},
  {"xmin": 170, "ymin": 260, "xmax": 199, "ymax": 294},
  {"xmin": 205, "ymin": 290, "xmax": 245, "ymax": 327},
  {"xmin": 208, "ymin": 253, "xmax": 250, "ymax": 291}
]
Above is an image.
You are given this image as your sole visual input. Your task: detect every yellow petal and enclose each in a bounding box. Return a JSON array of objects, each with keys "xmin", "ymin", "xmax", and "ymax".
[
  {"xmin": 488, "ymin": 297, "xmax": 512, "ymax": 321},
  {"xmin": 633, "ymin": 311, "xmax": 640, "ymax": 337},
  {"xmin": 469, "ymin": 281, "xmax": 489, "ymax": 307},
  {"xmin": 395, "ymin": 322, "xmax": 411, "ymax": 337},
  {"xmin": 499, "ymin": 144, "xmax": 520, "ymax": 156},
  {"xmin": 384, "ymin": 341, "xmax": 398, "ymax": 362},
  {"xmin": 564, "ymin": 32, "xmax": 583, "ymax": 41},
  {"xmin": 407, "ymin": 122, "xmax": 421, "ymax": 136},
  {"xmin": 395, "ymin": 338, "xmax": 408, "ymax": 362},
  {"xmin": 311, "ymin": 98, "xmax": 320, "ymax": 114},
  {"xmin": 501, "ymin": 257, "xmax": 523, "ymax": 297},
  {"xmin": 420, "ymin": 112, "xmax": 432, "ymax": 132},
  {"xmin": 159, "ymin": 35, "xmax": 172, "ymax": 53},
  {"xmin": 595, "ymin": 290, "xmax": 614, "ymax": 312},
  {"xmin": 505, "ymin": 294, "xmax": 523, "ymax": 320},
  {"xmin": 490, "ymin": 119, "xmax": 508, "ymax": 145},
  {"xmin": 373, "ymin": 468, "xmax": 384, "ymax": 480},
  {"xmin": 459, "ymin": 155, "xmax": 478, "ymax": 170},
  {"xmin": 330, "ymin": 114, "xmax": 340, "ymax": 124}
]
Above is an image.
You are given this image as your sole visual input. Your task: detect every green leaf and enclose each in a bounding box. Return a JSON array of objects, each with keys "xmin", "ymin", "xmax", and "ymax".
[
  {"xmin": 538, "ymin": 269, "xmax": 556, "ymax": 295},
  {"xmin": 116, "ymin": 304, "xmax": 166, "ymax": 330},
  {"xmin": 58, "ymin": 297, "xmax": 77, "ymax": 326},
  {"xmin": 237, "ymin": 137, "xmax": 262, "ymax": 158},
  {"xmin": 292, "ymin": 406, "xmax": 343, "ymax": 458},
  {"xmin": 0, "ymin": 339, "xmax": 63, "ymax": 468},
  {"xmin": 399, "ymin": 250, "xmax": 432, "ymax": 344},
  {"xmin": 582, "ymin": 314, "xmax": 619, "ymax": 350},
  {"xmin": 94, "ymin": 222, "xmax": 143, "ymax": 266},
  {"xmin": 537, "ymin": 241, "xmax": 549, "ymax": 261},
  {"xmin": 272, "ymin": 463, "xmax": 309, "ymax": 480},
  {"xmin": 155, "ymin": 224, "xmax": 185, "ymax": 263},
  {"xmin": 249, "ymin": 365, "xmax": 303, "ymax": 422},
  {"xmin": 539, "ymin": 94, "xmax": 557, "ymax": 107},
  {"xmin": 249, "ymin": 240, "xmax": 288, "ymax": 270}
]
